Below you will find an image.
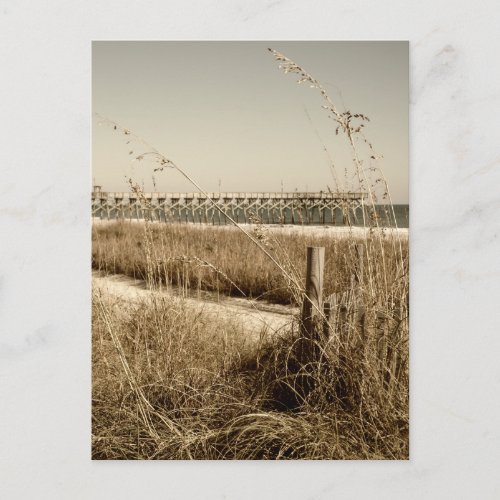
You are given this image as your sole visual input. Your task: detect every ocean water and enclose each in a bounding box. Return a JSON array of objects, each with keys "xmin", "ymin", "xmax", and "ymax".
[{"xmin": 94, "ymin": 203, "xmax": 409, "ymax": 228}]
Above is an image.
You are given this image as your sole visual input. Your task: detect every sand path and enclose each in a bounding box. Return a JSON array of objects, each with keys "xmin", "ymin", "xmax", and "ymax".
[{"xmin": 93, "ymin": 271, "xmax": 298, "ymax": 338}]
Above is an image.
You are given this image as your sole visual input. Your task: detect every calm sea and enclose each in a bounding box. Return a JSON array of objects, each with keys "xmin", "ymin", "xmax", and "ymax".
[
  {"xmin": 100, "ymin": 204, "xmax": 409, "ymax": 228},
  {"xmin": 218, "ymin": 204, "xmax": 410, "ymax": 228}
]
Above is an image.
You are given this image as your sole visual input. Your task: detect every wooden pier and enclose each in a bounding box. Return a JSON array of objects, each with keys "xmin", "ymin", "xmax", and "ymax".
[{"xmin": 91, "ymin": 187, "xmax": 368, "ymax": 225}]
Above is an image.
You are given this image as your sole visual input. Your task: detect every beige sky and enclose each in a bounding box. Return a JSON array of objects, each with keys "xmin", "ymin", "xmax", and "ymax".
[{"xmin": 93, "ymin": 41, "xmax": 408, "ymax": 203}]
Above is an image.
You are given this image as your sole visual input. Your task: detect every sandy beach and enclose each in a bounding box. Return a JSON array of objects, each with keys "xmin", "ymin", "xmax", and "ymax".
[{"xmin": 92, "ymin": 218, "xmax": 408, "ymax": 239}]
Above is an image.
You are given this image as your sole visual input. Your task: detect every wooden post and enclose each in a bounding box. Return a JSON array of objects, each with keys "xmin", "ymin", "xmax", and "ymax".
[
  {"xmin": 301, "ymin": 246, "xmax": 325, "ymax": 341},
  {"xmin": 323, "ymin": 301, "xmax": 332, "ymax": 340},
  {"xmin": 338, "ymin": 293, "xmax": 348, "ymax": 344},
  {"xmin": 376, "ymin": 312, "xmax": 388, "ymax": 368},
  {"xmin": 354, "ymin": 305, "xmax": 366, "ymax": 344},
  {"xmin": 355, "ymin": 243, "xmax": 364, "ymax": 285}
]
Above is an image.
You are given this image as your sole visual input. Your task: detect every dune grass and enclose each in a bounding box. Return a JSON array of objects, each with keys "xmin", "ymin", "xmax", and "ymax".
[
  {"xmin": 92, "ymin": 221, "xmax": 408, "ymax": 460},
  {"xmin": 92, "ymin": 283, "xmax": 408, "ymax": 460},
  {"xmin": 92, "ymin": 221, "xmax": 407, "ymax": 307}
]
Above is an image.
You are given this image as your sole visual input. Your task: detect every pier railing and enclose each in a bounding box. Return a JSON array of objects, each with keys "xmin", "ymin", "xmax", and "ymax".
[
  {"xmin": 91, "ymin": 191, "xmax": 368, "ymax": 225},
  {"xmin": 91, "ymin": 191, "xmax": 367, "ymax": 200}
]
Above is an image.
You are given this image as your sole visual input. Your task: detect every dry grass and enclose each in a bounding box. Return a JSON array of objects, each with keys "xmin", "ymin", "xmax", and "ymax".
[
  {"xmin": 92, "ymin": 222, "xmax": 407, "ymax": 307},
  {"xmin": 92, "ymin": 47, "xmax": 409, "ymax": 460},
  {"xmin": 92, "ymin": 293, "xmax": 408, "ymax": 459},
  {"xmin": 92, "ymin": 222, "xmax": 408, "ymax": 460}
]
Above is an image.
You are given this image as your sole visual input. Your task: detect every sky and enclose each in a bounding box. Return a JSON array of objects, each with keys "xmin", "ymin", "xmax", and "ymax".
[{"xmin": 92, "ymin": 41, "xmax": 408, "ymax": 203}]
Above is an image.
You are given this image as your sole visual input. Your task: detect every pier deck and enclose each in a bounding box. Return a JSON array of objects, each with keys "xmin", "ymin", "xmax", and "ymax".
[{"xmin": 91, "ymin": 190, "xmax": 368, "ymax": 225}]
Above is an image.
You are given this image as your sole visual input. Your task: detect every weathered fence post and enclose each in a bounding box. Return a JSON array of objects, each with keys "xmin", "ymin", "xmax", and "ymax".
[
  {"xmin": 355, "ymin": 305, "xmax": 367, "ymax": 344},
  {"xmin": 355, "ymin": 243, "xmax": 364, "ymax": 285},
  {"xmin": 323, "ymin": 301, "xmax": 332, "ymax": 341},
  {"xmin": 338, "ymin": 294, "xmax": 348, "ymax": 344},
  {"xmin": 301, "ymin": 246, "xmax": 325, "ymax": 350}
]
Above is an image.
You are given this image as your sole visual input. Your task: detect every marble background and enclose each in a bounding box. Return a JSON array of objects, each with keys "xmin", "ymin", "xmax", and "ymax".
[{"xmin": 1, "ymin": 1, "xmax": 499, "ymax": 498}]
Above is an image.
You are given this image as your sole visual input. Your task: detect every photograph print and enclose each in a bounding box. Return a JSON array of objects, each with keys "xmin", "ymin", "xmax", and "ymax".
[{"xmin": 92, "ymin": 41, "xmax": 409, "ymax": 460}]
